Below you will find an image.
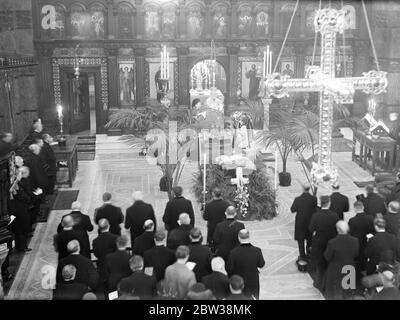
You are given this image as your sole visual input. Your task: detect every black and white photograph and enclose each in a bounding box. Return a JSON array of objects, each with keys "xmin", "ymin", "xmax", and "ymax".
[{"xmin": 0, "ymin": 0, "xmax": 399, "ymax": 314}]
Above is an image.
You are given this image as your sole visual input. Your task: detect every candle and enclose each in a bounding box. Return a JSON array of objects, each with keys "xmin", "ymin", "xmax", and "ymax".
[
  {"xmin": 57, "ymin": 105, "xmax": 63, "ymax": 119},
  {"xmin": 269, "ymin": 51, "xmax": 272, "ymax": 75},
  {"xmin": 203, "ymin": 152, "xmax": 207, "ymax": 198},
  {"xmin": 274, "ymin": 149, "xmax": 278, "ymax": 190},
  {"xmin": 263, "ymin": 51, "xmax": 267, "ymax": 78},
  {"xmin": 166, "ymin": 51, "xmax": 170, "ymax": 80}
]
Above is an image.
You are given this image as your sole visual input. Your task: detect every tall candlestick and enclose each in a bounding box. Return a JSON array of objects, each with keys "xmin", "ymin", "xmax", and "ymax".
[
  {"xmin": 269, "ymin": 51, "xmax": 272, "ymax": 75},
  {"xmin": 274, "ymin": 149, "xmax": 278, "ymax": 190},
  {"xmin": 263, "ymin": 51, "xmax": 267, "ymax": 78},
  {"xmin": 203, "ymin": 152, "xmax": 207, "ymax": 202},
  {"xmin": 166, "ymin": 52, "xmax": 170, "ymax": 80}
]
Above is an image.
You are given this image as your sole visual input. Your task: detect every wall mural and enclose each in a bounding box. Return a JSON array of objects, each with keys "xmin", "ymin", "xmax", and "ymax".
[
  {"xmin": 146, "ymin": 60, "xmax": 175, "ymax": 103},
  {"xmin": 280, "ymin": 58, "xmax": 295, "ymax": 78},
  {"xmin": 213, "ymin": 6, "xmax": 229, "ymax": 38},
  {"xmin": 145, "ymin": 8, "xmax": 160, "ymax": 38},
  {"xmin": 70, "ymin": 6, "xmax": 105, "ymax": 40},
  {"xmin": 119, "ymin": 62, "xmax": 135, "ymax": 106},
  {"xmin": 238, "ymin": 5, "xmax": 253, "ymax": 37},
  {"xmin": 162, "ymin": 7, "xmax": 176, "ymax": 38},
  {"xmin": 187, "ymin": 7, "xmax": 204, "ymax": 38},
  {"xmin": 255, "ymin": 11, "xmax": 269, "ymax": 37}
]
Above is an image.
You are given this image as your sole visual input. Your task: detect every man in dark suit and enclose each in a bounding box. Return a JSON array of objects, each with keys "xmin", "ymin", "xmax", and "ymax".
[
  {"xmin": 363, "ymin": 184, "xmax": 386, "ymax": 216},
  {"xmin": 290, "ymin": 182, "xmax": 317, "ymax": 261},
  {"xmin": 56, "ymin": 201, "xmax": 93, "ymax": 259},
  {"xmin": 226, "ymin": 275, "xmax": 254, "ymax": 300},
  {"xmin": 163, "ymin": 186, "xmax": 195, "ymax": 232},
  {"xmin": 202, "ymin": 257, "xmax": 230, "ymax": 300},
  {"xmin": 188, "ymin": 228, "xmax": 212, "ymax": 282},
  {"xmin": 329, "ymin": 183, "xmax": 349, "ymax": 220},
  {"xmin": 40, "ymin": 134, "xmax": 57, "ymax": 195},
  {"xmin": 0, "ymin": 132, "xmax": 15, "ymax": 157},
  {"xmin": 118, "ymin": 255, "xmax": 157, "ymax": 299},
  {"xmin": 27, "ymin": 120, "xmax": 43, "ymax": 146},
  {"xmin": 56, "ymin": 240, "xmax": 99, "ymax": 291},
  {"xmin": 214, "ymin": 206, "xmax": 245, "ymax": 262},
  {"xmin": 94, "ymin": 192, "xmax": 124, "ymax": 235},
  {"xmin": 132, "ymin": 220, "xmax": 155, "ymax": 257},
  {"xmin": 105, "ymin": 236, "xmax": 132, "ymax": 292},
  {"xmin": 144, "ymin": 230, "xmax": 175, "ymax": 282},
  {"xmin": 227, "ymin": 229, "xmax": 265, "ymax": 299},
  {"xmin": 309, "ymin": 195, "xmax": 339, "ymax": 290},
  {"xmin": 53, "ymin": 264, "xmax": 88, "ymax": 300},
  {"xmin": 125, "ymin": 191, "xmax": 156, "ymax": 248},
  {"xmin": 349, "ymin": 201, "xmax": 374, "ymax": 276},
  {"xmin": 167, "ymin": 213, "xmax": 193, "ymax": 250},
  {"xmin": 384, "ymin": 201, "xmax": 400, "ymax": 243},
  {"xmin": 54, "ymin": 215, "xmax": 88, "ymax": 261},
  {"xmin": 203, "ymin": 188, "xmax": 230, "ymax": 246},
  {"xmin": 365, "ymin": 216, "xmax": 400, "ymax": 275},
  {"xmin": 92, "ymin": 219, "xmax": 118, "ymax": 291},
  {"xmin": 324, "ymin": 221, "xmax": 359, "ymax": 300},
  {"xmin": 388, "ymin": 172, "xmax": 400, "ymax": 203},
  {"xmin": 25, "ymin": 143, "xmax": 49, "ymax": 194}
]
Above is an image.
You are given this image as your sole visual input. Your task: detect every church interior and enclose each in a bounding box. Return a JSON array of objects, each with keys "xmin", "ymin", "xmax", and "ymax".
[{"xmin": 1, "ymin": 0, "xmax": 400, "ymax": 301}]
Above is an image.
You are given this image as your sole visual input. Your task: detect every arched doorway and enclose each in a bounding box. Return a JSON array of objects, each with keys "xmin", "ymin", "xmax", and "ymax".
[{"xmin": 189, "ymin": 59, "xmax": 227, "ymax": 110}]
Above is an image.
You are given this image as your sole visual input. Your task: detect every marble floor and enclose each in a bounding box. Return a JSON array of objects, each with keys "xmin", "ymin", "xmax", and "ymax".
[{"xmin": 7, "ymin": 133, "xmax": 374, "ymax": 300}]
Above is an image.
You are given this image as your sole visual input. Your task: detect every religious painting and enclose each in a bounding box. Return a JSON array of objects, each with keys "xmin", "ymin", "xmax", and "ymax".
[
  {"xmin": 90, "ymin": 10, "xmax": 105, "ymax": 39},
  {"xmin": 305, "ymin": 9, "xmax": 317, "ymax": 32},
  {"xmin": 255, "ymin": 11, "xmax": 269, "ymax": 37},
  {"xmin": 238, "ymin": 6, "xmax": 253, "ymax": 37},
  {"xmin": 148, "ymin": 61, "xmax": 175, "ymax": 103},
  {"xmin": 280, "ymin": 59, "xmax": 295, "ymax": 78},
  {"xmin": 213, "ymin": 6, "xmax": 228, "ymax": 38},
  {"xmin": 240, "ymin": 61, "xmax": 263, "ymax": 101},
  {"xmin": 70, "ymin": 10, "xmax": 91, "ymax": 39},
  {"xmin": 49, "ymin": 5, "xmax": 65, "ymax": 39},
  {"xmin": 119, "ymin": 62, "xmax": 135, "ymax": 106},
  {"xmin": 187, "ymin": 8, "xmax": 204, "ymax": 38},
  {"xmin": 70, "ymin": 6, "xmax": 105, "ymax": 39},
  {"xmin": 343, "ymin": 5, "xmax": 356, "ymax": 30},
  {"xmin": 117, "ymin": 3, "xmax": 134, "ymax": 38},
  {"xmin": 162, "ymin": 7, "xmax": 176, "ymax": 38},
  {"xmin": 145, "ymin": 9, "xmax": 160, "ymax": 38}
]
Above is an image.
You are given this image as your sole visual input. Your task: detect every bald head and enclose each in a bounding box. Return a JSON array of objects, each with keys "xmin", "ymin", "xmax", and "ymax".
[
  {"xmin": 388, "ymin": 201, "xmax": 400, "ymax": 214},
  {"xmin": 301, "ymin": 182, "xmax": 311, "ymax": 192},
  {"xmin": 67, "ymin": 240, "xmax": 80, "ymax": 254},
  {"xmin": 62, "ymin": 264, "xmax": 76, "ymax": 282},
  {"xmin": 211, "ymin": 257, "xmax": 226, "ymax": 274},
  {"xmin": 178, "ymin": 213, "xmax": 190, "ymax": 226},
  {"xmin": 71, "ymin": 201, "xmax": 81, "ymax": 211},
  {"xmin": 62, "ymin": 215, "xmax": 74, "ymax": 229},
  {"xmin": 225, "ymin": 206, "xmax": 237, "ymax": 218},
  {"xmin": 132, "ymin": 191, "xmax": 144, "ymax": 202},
  {"xmin": 29, "ymin": 144, "xmax": 40, "ymax": 155},
  {"xmin": 366, "ymin": 184, "xmax": 375, "ymax": 194},
  {"xmin": 98, "ymin": 218, "xmax": 110, "ymax": 232},
  {"xmin": 336, "ymin": 220, "xmax": 349, "ymax": 235}
]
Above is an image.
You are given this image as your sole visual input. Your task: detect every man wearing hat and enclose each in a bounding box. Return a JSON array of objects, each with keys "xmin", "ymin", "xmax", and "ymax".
[
  {"xmin": 329, "ymin": 183, "xmax": 349, "ymax": 220},
  {"xmin": 290, "ymin": 182, "xmax": 317, "ymax": 262},
  {"xmin": 227, "ymin": 229, "xmax": 265, "ymax": 299},
  {"xmin": 309, "ymin": 195, "xmax": 339, "ymax": 290},
  {"xmin": 188, "ymin": 228, "xmax": 212, "ymax": 282},
  {"xmin": 132, "ymin": 220, "xmax": 156, "ymax": 257}
]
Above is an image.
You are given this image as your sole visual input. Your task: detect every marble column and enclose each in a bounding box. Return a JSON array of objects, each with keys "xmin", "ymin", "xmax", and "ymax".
[
  {"xmin": 36, "ymin": 46, "xmax": 54, "ymax": 121},
  {"xmin": 227, "ymin": 46, "xmax": 240, "ymax": 108},
  {"xmin": 177, "ymin": 47, "xmax": 190, "ymax": 107},
  {"xmin": 105, "ymin": 47, "xmax": 119, "ymax": 110},
  {"xmin": 135, "ymin": 48, "xmax": 146, "ymax": 107},
  {"xmin": 106, "ymin": 0, "xmax": 115, "ymax": 39},
  {"xmin": 295, "ymin": 43, "xmax": 306, "ymax": 78}
]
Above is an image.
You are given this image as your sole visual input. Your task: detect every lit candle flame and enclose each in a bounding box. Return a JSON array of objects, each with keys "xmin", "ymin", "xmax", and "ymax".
[{"xmin": 57, "ymin": 105, "xmax": 63, "ymax": 118}]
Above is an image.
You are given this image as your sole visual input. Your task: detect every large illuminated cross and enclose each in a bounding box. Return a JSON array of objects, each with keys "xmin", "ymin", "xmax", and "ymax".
[{"xmin": 260, "ymin": 8, "xmax": 388, "ymax": 183}]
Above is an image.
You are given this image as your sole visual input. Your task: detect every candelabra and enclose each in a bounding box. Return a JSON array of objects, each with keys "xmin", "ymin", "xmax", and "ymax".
[
  {"xmin": 57, "ymin": 105, "xmax": 66, "ymax": 147},
  {"xmin": 160, "ymin": 45, "xmax": 170, "ymax": 108}
]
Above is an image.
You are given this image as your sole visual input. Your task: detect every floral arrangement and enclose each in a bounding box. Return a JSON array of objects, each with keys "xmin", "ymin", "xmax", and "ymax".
[{"xmin": 234, "ymin": 184, "xmax": 250, "ymax": 217}]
